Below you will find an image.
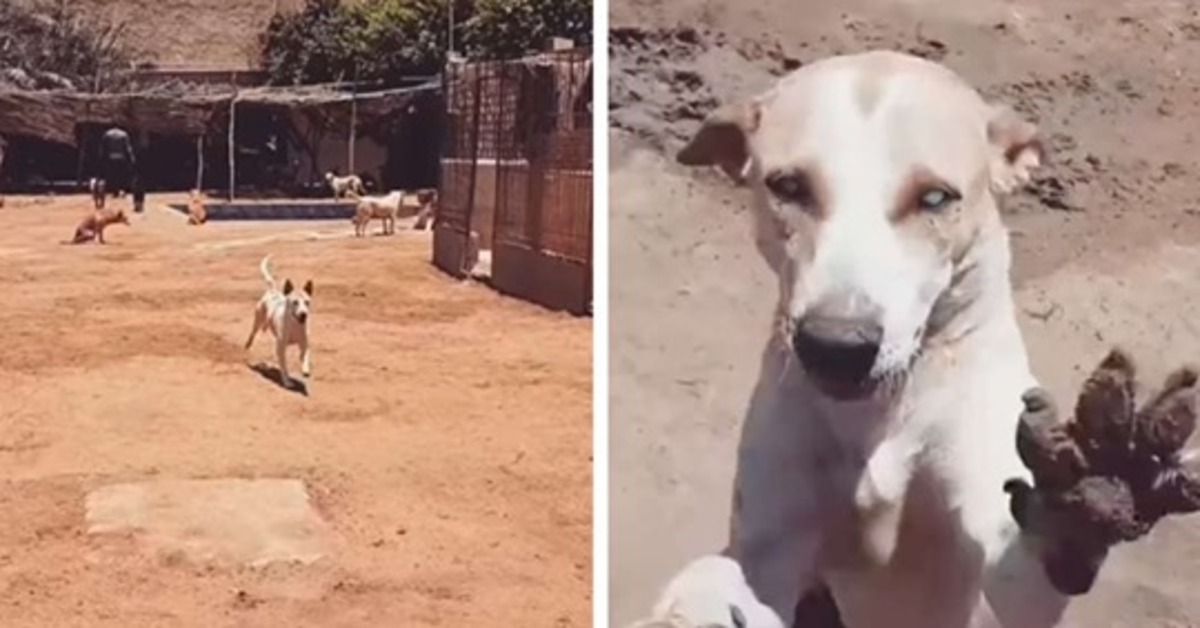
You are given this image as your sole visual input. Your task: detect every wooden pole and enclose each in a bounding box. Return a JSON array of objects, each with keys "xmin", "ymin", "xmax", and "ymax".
[
  {"xmin": 348, "ymin": 63, "xmax": 358, "ymax": 176},
  {"xmin": 195, "ymin": 135, "xmax": 204, "ymax": 191},
  {"xmin": 228, "ymin": 89, "xmax": 237, "ymax": 201}
]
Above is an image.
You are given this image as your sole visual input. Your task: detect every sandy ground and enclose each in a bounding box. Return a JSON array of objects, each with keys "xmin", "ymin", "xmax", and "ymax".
[
  {"xmin": 610, "ymin": 0, "xmax": 1200, "ymax": 626},
  {"xmin": 0, "ymin": 194, "xmax": 591, "ymax": 627}
]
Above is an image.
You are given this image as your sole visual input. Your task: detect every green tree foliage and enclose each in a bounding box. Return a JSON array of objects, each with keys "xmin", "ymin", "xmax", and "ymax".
[
  {"xmin": 464, "ymin": 0, "xmax": 591, "ymax": 59},
  {"xmin": 260, "ymin": 0, "xmax": 591, "ymax": 87},
  {"xmin": 260, "ymin": 0, "xmax": 362, "ymax": 85}
]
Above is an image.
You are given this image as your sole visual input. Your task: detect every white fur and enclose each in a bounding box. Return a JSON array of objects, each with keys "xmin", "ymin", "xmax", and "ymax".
[
  {"xmin": 244, "ymin": 255, "xmax": 313, "ymax": 389},
  {"xmin": 671, "ymin": 51, "xmax": 1073, "ymax": 628},
  {"xmin": 627, "ymin": 556, "xmax": 785, "ymax": 628},
  {"xmin": 325, "ymin": 171, "xmax": 365, "ymax": 199}
]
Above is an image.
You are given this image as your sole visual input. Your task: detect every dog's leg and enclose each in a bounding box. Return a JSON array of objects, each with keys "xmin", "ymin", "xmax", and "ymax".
[
  {"xmin": 730, "ymin": 369, "xmax": 828, "ymax": 625},
  {"xmin": 276, "ymin": 340, "xmax": 292, "ymax": 388},
  {"xmin": 97, "ymin": 228, "xmax": 106, "ymax": 245},
  {"xmin": 731, "ymin": 487, "xmax": 825, "ymax": 624},
  {"xmin": 300, "ymin": 338, "xmax": 312, "ymax": 378},
  {"xmin": 244, "ymin": 307, "xmax": 266, "ymax": 349}
]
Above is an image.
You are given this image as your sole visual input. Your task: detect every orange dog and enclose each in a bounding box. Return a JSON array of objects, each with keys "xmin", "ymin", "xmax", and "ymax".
[
  {"xmin": 187, "ymin": 189, "xmax": 207, "ymax": 225},
  {"xmin": 64, "ymin": 207, "xmax": 130, "ymax": 244}
]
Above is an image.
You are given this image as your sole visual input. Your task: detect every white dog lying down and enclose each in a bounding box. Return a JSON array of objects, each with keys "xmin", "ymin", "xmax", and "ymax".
[
  {"xmin": 654, "ymin": 50, "xmax": 1107, "ymax": 628},
  {"xmin": 629, "ymin": 556, "xmax": 784, "ymax": 628},
  {"xmin": 325, "ymin": 171, "xmax": 365, "ymax": 199}
]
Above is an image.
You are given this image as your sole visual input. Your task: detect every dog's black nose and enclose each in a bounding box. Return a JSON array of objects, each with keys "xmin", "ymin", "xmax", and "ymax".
[
  {"xmin": 792, "ymin": 313, "xmax": 883, "ymax": 387},
  {"xmin": 297, "ymin": 313, "xmax": 308, "ymax": 324}
]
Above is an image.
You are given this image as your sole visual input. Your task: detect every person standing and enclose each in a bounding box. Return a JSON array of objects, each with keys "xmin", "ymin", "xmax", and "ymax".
[{"xmin": 100, "ymin": 125, "xmax": 136, "ymax": 197}]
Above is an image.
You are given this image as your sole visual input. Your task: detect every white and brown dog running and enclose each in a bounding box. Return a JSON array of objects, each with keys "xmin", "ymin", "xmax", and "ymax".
[
  {"xmin": 634, "ymin": 50, "xmax": 1112, "ymax": 628},
  {"xmin": 244, "ymin": 255, "xmax": 313, "ymax": 389}
]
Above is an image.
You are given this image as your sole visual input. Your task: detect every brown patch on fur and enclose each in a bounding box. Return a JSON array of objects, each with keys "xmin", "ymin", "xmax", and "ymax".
[
  {"xmin": 889, "ymin": 167, "xmax": 960, "ymax": 223},
  {"xmin": 766, "ymin": 163, "xmax": 832, "ymax": 221}
]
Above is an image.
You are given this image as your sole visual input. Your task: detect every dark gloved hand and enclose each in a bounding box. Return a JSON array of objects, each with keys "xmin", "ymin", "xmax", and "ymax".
[{"xmin": 1004, "ymin": 348, "xmax": 1200, "ymax": 595}]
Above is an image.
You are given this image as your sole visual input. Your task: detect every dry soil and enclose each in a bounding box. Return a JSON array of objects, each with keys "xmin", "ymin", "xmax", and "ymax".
[{"xmin": 0, "ymin": 194, "xmax": 591, "ymax": 627}]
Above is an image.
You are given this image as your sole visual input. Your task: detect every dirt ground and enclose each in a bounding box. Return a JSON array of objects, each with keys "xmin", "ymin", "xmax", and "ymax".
[
  {"xmin": 0, "ymin": 194, "xmax": 591, "ymax": 627},
  {"xmin": 610, "ymin": 0, "xmax": 1200, "ymax": 626}
]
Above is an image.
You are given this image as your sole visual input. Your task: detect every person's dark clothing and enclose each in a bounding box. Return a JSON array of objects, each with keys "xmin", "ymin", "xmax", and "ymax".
[{"xmin": 100, "ymin": 127, "xmax": 135, "ymax": 195}]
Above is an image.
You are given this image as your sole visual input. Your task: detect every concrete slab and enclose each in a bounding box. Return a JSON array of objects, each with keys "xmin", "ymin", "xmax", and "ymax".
[{"xmin": 85, "ymin": 478, "xmax": 330, "ymax": 567}]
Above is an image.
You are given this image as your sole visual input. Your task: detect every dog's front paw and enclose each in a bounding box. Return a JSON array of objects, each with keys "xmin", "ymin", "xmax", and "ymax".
[{"xmin": 632, "ymin": 556, "xmax": 784, "ymax": 628}]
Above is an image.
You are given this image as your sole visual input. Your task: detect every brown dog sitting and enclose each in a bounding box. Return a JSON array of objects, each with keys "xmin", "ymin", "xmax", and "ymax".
[
  {"xmin": 187, "ymin": 189, "xmax": 207, "ymax": 225},
  {"xmin": 64, "ymin": 207, "xmax": 130, "ymax": 244}
]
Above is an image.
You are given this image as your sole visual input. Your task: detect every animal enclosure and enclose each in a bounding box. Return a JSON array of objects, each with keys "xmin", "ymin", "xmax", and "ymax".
[{"xmin": 435, "ymin": 51, "xmax": 593, "ymax": 315}]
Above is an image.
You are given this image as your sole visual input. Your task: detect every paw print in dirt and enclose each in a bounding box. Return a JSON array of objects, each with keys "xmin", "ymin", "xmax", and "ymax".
[{"xmin": 1004, "ymin": 348, "xmax": 1200, "ymax": 596}]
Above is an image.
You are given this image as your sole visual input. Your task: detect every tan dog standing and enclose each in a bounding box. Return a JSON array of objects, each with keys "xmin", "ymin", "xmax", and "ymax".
[
  {"xmin": 352, "ymin": 191, "xmax": 402, "ymax": 237},
  {"xmin": 325, "ymin": 171, "xmax": 365, "ymax": 199},
  {"xmin": 64, "ymin": 207, "xmax": 129, "ymax": 244},
  {"xmin": 244, "ymin": 255, "xmax": 313, "ymax": 389},
  {"xmin": 187, "ymin": 189, "xmax": 207, "ymax": 225}
]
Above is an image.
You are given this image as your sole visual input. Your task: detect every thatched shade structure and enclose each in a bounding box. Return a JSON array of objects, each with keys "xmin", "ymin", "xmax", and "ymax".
[{"xmin": 0, "ymin": 81, "xmax": 441, "ymax": 147}]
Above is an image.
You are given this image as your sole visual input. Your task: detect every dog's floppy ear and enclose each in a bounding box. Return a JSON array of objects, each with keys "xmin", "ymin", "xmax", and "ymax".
[
  {"xmin": 986, "ymin": 104, "xmax": 1043, "ymax": 195},
  {"xmin": 303, "ymin": 280, "xmax": 313, "ymax": 296},
  {"xmin": 677, "ymin": 101, "xmax": 761, "ymax": 184},
  {"xmin": 283, "ymin": 279, "xmax": 295, "ymax": 295}
]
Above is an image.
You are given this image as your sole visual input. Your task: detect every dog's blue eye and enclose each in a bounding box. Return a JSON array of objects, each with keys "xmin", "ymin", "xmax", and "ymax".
[{"xmin": 918, "ymin": 187, "xmax": 957, "ymax": 211}]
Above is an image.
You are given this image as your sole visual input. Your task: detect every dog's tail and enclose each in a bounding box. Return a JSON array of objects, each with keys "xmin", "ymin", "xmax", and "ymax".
[{"xmin": 260, "ymin": 254, "xmax": 277, "ymax": 289}]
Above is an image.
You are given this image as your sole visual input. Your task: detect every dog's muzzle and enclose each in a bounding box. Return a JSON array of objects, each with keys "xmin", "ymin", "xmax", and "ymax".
[
  {"xmin": 296, "ymin": 312, "xmax": 308, "ymax": 324},
  {"xmin": 793, "ymin": 294, "xmax": 883, "ymax": 399}
]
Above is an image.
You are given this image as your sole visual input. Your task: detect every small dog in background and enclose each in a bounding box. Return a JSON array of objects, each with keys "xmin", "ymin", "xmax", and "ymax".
[
  {"xmin": 88, "ymin": 178, "xmax": 107, "ymax": 210},
  {"xmin": 325, "ymin": 171, "xmax": 365, "ymax": 199},
  {"xmin": 397, "ymin": 189, "xmax": 438, "ymax": 230},
  {"xmin": 64, "ymin": 207, "xmax": 129, "ymax": 244},
  {"xmin": 413, "ymin": 189, "xmax": 438, "ymax": 230},
  {"xmin": 244, "ymin": 255, "xmax": 314, "ymax": 390},
  {"xmin": 187, "ymin": 189, "xmax": 207, "ymax": 225}
]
